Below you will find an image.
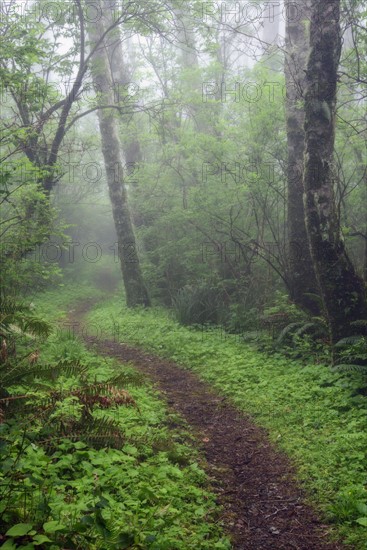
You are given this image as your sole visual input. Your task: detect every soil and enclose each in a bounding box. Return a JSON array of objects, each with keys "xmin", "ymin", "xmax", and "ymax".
[{"xmin": 70, "ymin": 300, "xmax": 350, "ymax": 550}]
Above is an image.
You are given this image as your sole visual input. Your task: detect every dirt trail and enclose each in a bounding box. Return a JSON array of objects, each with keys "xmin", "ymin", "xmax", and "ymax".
[{"xmin": 70, "ymin": 300, "xmax": 348, "ymax": 550}]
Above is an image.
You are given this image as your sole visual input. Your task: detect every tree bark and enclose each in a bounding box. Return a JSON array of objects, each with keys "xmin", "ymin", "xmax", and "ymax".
[
  {"xmin": 284, "ymin": 0, "xmax": 320, "ymax": 315},
  {"xmin": 303, "ymin": 0, "xmax": 367, "ymax": 343},
  {"xmin": 103, "ymin": 3, "xmax": 143, "ymax": 182},
  {"xmin": 86, "ymin": 0, "xmax": 150, "ymax": 307}
]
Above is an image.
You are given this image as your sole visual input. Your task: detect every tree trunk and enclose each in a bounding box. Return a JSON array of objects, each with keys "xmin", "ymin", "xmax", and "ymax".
[
  {"xmin": 86, "ymin": 0, "xmax": 150, "ymax": 307},
  {"xmin": 284, "ymin": 0, "xmax": 320, "ymax": 315},
  {"xmin": 103, "ymin": 3, "xmax": 143, "ymax": 184},
  {"xmin": 303, "ymin": 0, "xmax": 367, "ymax": 344}
]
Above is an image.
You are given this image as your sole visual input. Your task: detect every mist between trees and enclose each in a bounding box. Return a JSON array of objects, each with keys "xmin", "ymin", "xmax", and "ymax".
[
  {"xmin": 2, "ymin": 157, "xmax": 331, "ymax": 188},
  {"xmin": 0, "ymin": 239, "xmax": 315, "ymax": 265}
]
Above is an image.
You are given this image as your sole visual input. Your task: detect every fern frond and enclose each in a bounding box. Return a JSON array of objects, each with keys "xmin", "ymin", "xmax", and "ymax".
[
  {"xmin": 275, "ymin": 322, "xmax": 304, "ymax": 345},
  {"xmin": 107, "ymin": 371, "xmax": 143, "ymax": 388},
  {"xmin": 0, "ymin": 293, "xmax": 52, "ymax": 344},
  {"xmin": 332, "ymin": 363, "xmax": 367, "ymax": 373},
  {"xmin": 293, "ymin": 321, "xmax": 328, "ymax": 339},
  {"xmin": 335, "ymin": 336, "xmax": 366, "ymax": 347},
  {"xmin": 351, "ymin": 319, "xmax": 367, "ymax": 327},
  {"xmin": 71, "ymin": 383, "xmax": 136, "ymax": 411},
  {"xmin": 0, "ymin": 393, "xmax": 43, "ymax": 421},
  {"xmin": 17, "ymin": 316, "xmax": 52, "ymax": 339},
  {"xmin": 39, "ymin": 360, "xmax": 88, "ymax": 380},
  {"xmin": 41, "ymin": 416, "xmax": 125, "ymax": 450},
  {"xmin": 294, "ymin": 322, "xmax": 316, "ymax": 337},
  {"xmin": 0, "ymin": 360, "xmax": 87, "ymax": 386}
]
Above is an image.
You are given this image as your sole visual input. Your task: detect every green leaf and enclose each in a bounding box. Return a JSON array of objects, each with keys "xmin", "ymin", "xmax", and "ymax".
[
  {"xmin": 356, "ymin": 517, "xmax": 367, "ymax": 527},
  {"xmin": 5, "ymin": 523, "xmax": 33, "ymax": 536},
  {"xmin": 0, "ymin": 540, "xmax": 17, "ymax": 550},
  {"xmin": 32, "ymin": 534, "xmax": 52, "ymax": 545},
  {"xmin": 356, "ymin": 502, "xmax": 367, "ymax": 515},
  {"xmin": 43, "ymin": 520, "xmax": 66, "ymax": 533},
  {"xmin": 123, "ymin": 444, "xmax": 138, "ymax": 456}
]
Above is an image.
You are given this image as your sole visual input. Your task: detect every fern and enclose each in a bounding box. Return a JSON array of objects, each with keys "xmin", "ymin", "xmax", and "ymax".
[
  {"xmin": 335, "ymin": 336, "xmax": 365, "ymax": 347},
  {"xmin": 332, "ymin": 364, "xmax": 367, "ymax": 373},
  {"xmin": 294, "ymin": 322, "xmax": 324, "ymax": 338},
  {"xmin": 334, "ymin": 333, "xmax": 367, "ymax": 374},
  {"xmin": 107, "ymin": 370, "xmax": 143, "ymax": 388},
  {"xmin": 0, "ymin": 295, "xmax": 51, "ymax": 341},
  {"xmin": 40, "ymin": 416, "xmax": 126, "ymax": 450},
  {"xmin": 350, "ymin": 319, "xmax": 367, "ymax": 332},
  {"xmin": 275, "ymin": 322, "xmax": 304, "ymax": 346},
  {"xmin": 17, "ymin": 315, "xmax": 52, "ymax": 339},
  {"xmin": 1, "ymin": 357, "xmax": 140, "ymax": 454},
  {"xmin": 72, "ymin": 416, "xmax": 125, "ymax": 449},
  {"xmin": 0, "ymin": 292, "xmax": 52, "ymax": 372},
  {"xmin": 0, "ymin": 359, "xmax": 87, "ymax": 387},
  {"xmin": 173, "ymin": 282, "xmax": 222, "ymax": 326},
  {"xmin": 68, "ymin": 382, "xmax": 137, "ymax": 412},
  {"xmin": 0, "ymin": 292, "xmax": 142, "ymax": 453}
]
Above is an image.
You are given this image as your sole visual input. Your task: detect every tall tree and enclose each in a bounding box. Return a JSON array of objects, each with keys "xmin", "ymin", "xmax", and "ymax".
[
  {"xmin": 284, "ymin": 0, "xmax": 320, "ymax": 315},
  {"xmin": 303, "ymin": 0, "xmax": 367, "ymax": 343},
  {"xmin": 86, "ymin": 0, "xmax": 150, "ymax": 307}
]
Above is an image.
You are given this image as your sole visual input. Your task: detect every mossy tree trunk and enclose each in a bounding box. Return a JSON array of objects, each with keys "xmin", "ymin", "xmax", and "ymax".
[
  {"xmin": 86, "ymin": 0, "xmax": 150, "ymax": 307},
  {"xmin": 303, "ymin": 0, "xmax": 367, "ymax": 343},
  {"xmin": 284, "ymin": 0, "xmax": 321, "ymax": 315}
]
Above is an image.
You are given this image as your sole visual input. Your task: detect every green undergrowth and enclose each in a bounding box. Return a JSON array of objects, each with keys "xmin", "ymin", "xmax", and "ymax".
[
  {"xmin": 86, "ymin": 294, "xmax": 367, "ymax": 549},
  {"xmin": 0, "ymin": 288, "xmax": 230, "ymax": 549}
]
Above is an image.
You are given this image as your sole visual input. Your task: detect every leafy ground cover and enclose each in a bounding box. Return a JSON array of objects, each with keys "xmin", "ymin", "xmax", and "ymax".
[
  {"xmin": 86, "ymin": 292, "xmax": 367, "ymax": 549},
  {"xmin": 0, "ymin": 286, "xmax": 230, "ymax": 549}
]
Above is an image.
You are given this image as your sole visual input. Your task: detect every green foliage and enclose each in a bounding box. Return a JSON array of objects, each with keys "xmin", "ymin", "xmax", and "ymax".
[
  {"xmin": 0, "ymin": 180, "xmax": 65, "ymax": 294},
  {"xmin": 224, "ymin": 304, "xmax": 259, "ymax": 334},
  {"xmin": 262, "ymin": 291, "xmax": 304, "ymax": 319},
  {"xmin": 334, "ymin": 329, "xmax": 367, "ymax": 374},
  {"xmin": 0, "ymin": 293, "xmax": 52, "ymax": 342},
  {"xmin": 0, "ymin": 292, "xmax": 53, "ymax": 401},
  {"xmin": 253, "ymin": 293, "xmax": 330, "ymax": 361},
  {"xmin": 272, "ymin": 319, "xmax": 330, "ymax": 362},
  {"xmin": 172, "ymin": 281, "xmax": 223, "ymax": 326},
  {"xmin": 0, "ymin": 334, "xmax": 137, "ymax": 451}
]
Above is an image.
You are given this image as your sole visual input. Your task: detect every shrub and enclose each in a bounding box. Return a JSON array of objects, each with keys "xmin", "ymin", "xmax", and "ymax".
[{"xmin": 172, "ymin": 281, "xmax": 223, "ymax": 326}]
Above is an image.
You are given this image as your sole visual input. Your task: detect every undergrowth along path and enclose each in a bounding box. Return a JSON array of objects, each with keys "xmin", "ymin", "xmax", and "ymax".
[{"xmin": 72, "ymin": 300, "xmax": 347, "ymax": 550}]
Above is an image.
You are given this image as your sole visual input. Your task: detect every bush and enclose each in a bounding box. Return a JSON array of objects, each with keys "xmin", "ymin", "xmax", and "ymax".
[{"xmin": 172, "ymin": 282, "xmax": 223, "ymax": 326}]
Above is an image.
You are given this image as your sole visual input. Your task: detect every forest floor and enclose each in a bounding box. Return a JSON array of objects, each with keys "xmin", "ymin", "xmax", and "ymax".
[{"xmin": 70, "ymin": 299, "xmax": 348, "ymax": 550}]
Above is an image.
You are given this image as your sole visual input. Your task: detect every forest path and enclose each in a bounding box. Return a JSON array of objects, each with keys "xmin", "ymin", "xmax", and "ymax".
[{"xmin": 69, "ymin": 299, "xmax": 347, "ymax": 550}]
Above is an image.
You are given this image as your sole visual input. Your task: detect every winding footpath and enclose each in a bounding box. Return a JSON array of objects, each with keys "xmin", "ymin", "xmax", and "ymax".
[{"xmin": 70, "ymin": 300, "xmax": 349, "ymax": 550}]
